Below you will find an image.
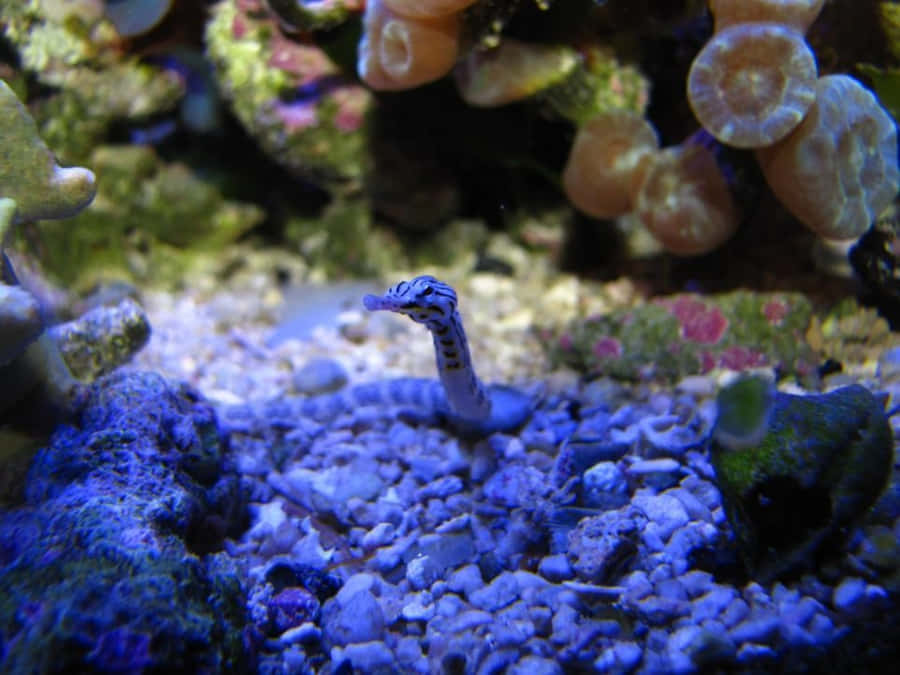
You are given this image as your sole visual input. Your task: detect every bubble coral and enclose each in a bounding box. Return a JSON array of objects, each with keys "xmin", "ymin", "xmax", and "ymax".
[
  {"xmin": 382, "ymin": 0, "xmax": 478, "ymax": 19},
  {"xmin": 562, "ymin": 110, "xmax": 660, "ymax": 219},
  {"xmin": 358, "ymin": 0, "xmax": 460, "ymax": 91},
  {"xmin": 634, "ymin": 140, "xmax": 739, "ymax": 255},
  {"xmin": 709, "ymin": 0, "xmax": 825, "ymax": 33},
  {"xmin": 755, "ymin": 74, "xmax": 900, "ymax": 240},
  {"xmin": 687, "ymin": 22, "xmax": 818, "ymax": 148}
]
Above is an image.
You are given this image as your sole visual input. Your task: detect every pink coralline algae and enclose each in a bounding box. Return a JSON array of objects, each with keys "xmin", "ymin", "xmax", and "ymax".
[
  {"xmin": 593, "ymin": 337, "xmax": 624, "ymax": 359},
  {"xmin": 332, "ymin": 87, "xmax": 370, "ymax": 133},
  {"xmin": 658, "ymin": 296, "xmax": 729, "ymax": 344},
  {"xmin": 538, "ymin": 291, "xmax": 818, "ymax": 383},
  {"xmin": 268, "ymin": 40, "xmax": 335, "ymax": 83},
  {"xmin": 274, "ymin": 100, "xmax": 319, "ymax": 131},
  {"xmin": 715, "ymin": 345, "xmax": 769, "ymax": 371},
  {"xmin": 763, "ymin": 299, "xmax": 789, "ymax": 325},
  {"xmin": 206, "ymin": 0, "xmax": 372, "ymax": 186}
]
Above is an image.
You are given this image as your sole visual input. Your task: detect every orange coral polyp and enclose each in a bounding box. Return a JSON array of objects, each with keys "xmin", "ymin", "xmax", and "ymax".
[
  {"xmin": 562, "ymin": 111, "xmax": 660, "ymax": 219},
  {"xmin": 358, "ymin": 0, "xmax": 460, "ymax": 91},
  {"xmin": 687, "ymin": 22, "xmax": 817, "ymax": 149},
  {"xmin": 382, "ymin": 0, "xmax": 478, "ymax": 19},
  {"xmin": 755, "ymin": 74, "xmax": 900, "ymax": 240},
  {"xmin": 710, "ymin": 0, "xmax": 825, "ymax": 33},
  {"xmin": 635, "ymin": 142, "xmax": 739, "ymax": 256}
]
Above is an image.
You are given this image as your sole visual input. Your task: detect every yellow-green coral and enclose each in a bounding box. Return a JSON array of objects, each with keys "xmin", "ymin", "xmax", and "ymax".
[{"xmin": 0, "ymin": 79, "xmax": 96, "ymax": 224}]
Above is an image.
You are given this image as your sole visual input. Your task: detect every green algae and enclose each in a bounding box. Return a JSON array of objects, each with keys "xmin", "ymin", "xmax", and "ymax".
[
  {"xmin": 711, "ymin": 382, "xmax": 893, "ymax": 580},
  {"xmin": 18, "ymin": 145, "xmax": 263, "ymax": 290}
]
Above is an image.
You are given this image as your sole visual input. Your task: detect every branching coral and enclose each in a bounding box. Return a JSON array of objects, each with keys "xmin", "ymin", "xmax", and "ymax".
[{"xmin": 0, "ymin": 80, "xmax": 96, "ymax": 225}]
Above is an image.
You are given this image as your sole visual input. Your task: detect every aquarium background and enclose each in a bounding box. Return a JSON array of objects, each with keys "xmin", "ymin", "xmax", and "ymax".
[{"xmin": 1, "ymin": 1, "xmax": 900, "ymax": 673}]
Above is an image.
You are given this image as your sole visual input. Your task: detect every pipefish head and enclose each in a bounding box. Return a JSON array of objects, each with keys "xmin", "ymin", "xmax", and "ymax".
[{"xmin": 363, "ymin": 275, "xmax": 458, "ymax": 325}]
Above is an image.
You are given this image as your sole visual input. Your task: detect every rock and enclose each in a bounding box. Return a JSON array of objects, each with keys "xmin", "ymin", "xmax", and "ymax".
[
  {"xmin": 0, "ymin": 371, "xmax": 248, "ymax": 672},
  {"xmin": 538, "ymin": 553, "xmax": 574, "ymax": 582},
  {"xmin": 833, "ymin": 577, "xmax": 867, "ymax": 613},
  {"xmin": 632, "ymin": 493, "xmax": 690, "ymax": 542},
  {"xmin": 567, "ymin": 505, "xmax": 645, "ymax": 583},
  {"xmin": 331, "ymin": 641, "xmax": 395, "ymax": 671},
  {"xmin": 292, "ymin": 357, "xmax": 348, "ymax": 394},
  {"xmin": 468, "ymin": 571, "xmax": 520, "ymax": 612},
  {"xmin": 321, "ymin": 587, "xmax": 385, "ymax": 646},
  {"xmin": 711, "ymin": 382, "xmax": 893, "ymax": 580}
]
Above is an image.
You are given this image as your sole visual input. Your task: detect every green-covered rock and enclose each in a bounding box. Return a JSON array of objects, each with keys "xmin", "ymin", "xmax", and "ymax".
[
  {"xmin": 0, "ymin": 80, "xmax": 96, "ymax": 224},
  {"xmin": 539, "ymin": 291, "xmax": 817, "ymax": 382},
  {"xmin": 205, "ymin": 0, "xmax": 371, "ymax": 189},
  {"xmin": 1, "ymin": 1, "xmax": 183, "ymax": 165},
  {"xmin": 711, "ymin": 379, "xmax": 894, "ymax": 581},
  {"xmin": 22, "ymin": 144, "xmax": 263, "ymax": 289}
]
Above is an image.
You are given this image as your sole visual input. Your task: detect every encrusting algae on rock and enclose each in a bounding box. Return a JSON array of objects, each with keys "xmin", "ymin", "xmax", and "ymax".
[{"xmin": 711, "ymin": 376, "xmax": 894, "ymax": 582}]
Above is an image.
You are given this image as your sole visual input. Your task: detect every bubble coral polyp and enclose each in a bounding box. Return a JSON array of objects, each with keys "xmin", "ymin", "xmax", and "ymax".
[
  {"xmin": 687, "ymin": 22, "xmax": 818, "ymax": 148},
  {"xmin": 562, "ymin": 110, "xmax": 660, "ymax": 219},
  {"xmin": 709, "ymin": 0, "xmax": 825, "ymax": 33},
  {"xmin": 755, "ymin": 74, "xmax": 900, "ymax": 240},
  {"xmin": 358, "ymin": 0, "xmax": 460, "ymax": 90},
  {"xmin": 634, "ymin": 140, "xmax": 739, "ymax": 256}
]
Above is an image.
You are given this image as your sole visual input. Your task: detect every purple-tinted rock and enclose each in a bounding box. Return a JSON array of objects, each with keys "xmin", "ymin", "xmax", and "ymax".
[
  {"xmin": 321, "ymin": 588, "xmax": 385, "ymax": 646},
  {"xmin": 269, "ymin": 587, "xmax": 320, "ymax": 633}
]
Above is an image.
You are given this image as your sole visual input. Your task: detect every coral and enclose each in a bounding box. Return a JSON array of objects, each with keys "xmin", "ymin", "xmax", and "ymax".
[
  {"xmin": 0, "ymin": 371, "xmax": 250, "ymax": 671},
  {"xmin": 687, "ymin": 22, "xmax": 818, "ymax": 148},
  {"xmin": 266, "ymin": 0, "xmax": 360, "ymax": 30},
  {"xmin": 562, "ymin": 110, "xmax": 659, "ymax": 219},
  {"xmin": 755, "ymin": 74, "xmax": 900, "ymax": 240},
  {"xmin": 49, "ymin": 297, "xmax": 151, "ymax": 382},
  {"xmin": 542, "ymin": 46, "xmax": 651, "ymax": 126},
  {"xmin": 358, "ymin": 0, "xmax": 461, "ymax": 91},
  {"xmin": 104, "ymin": 0, "xmax": 174, "ymax": 37},
  {"xmin": 538, "ymin": 290, "xmax": 818, "ymax": 383},
  {"xmin": 711, "ymin": 381, "xmax": 893, "ymax": 581},
  {"xmin": 383, "ymin": 0, "xmax": 478, "ymax": 19},
  {"xmin": 804, "ymin": 297, "xmax": 895, "ymax": 367},
  {"xmin": 0, "ymin": 282, "xmax": 42, "ymax": 366},
  {"xmin": 454, "ymin": 38, "xmax": 578, "ymax": 107},
  {"xmin": 0, "ymin": 209, "xmax": 42, "ymax": 364},
  {"xmin": 22, "ymin": 144, "xmax": 263, "ymax": 289},
  {"xmin": 709, "ymin": 0, "xmax": 825, "ymax": 33},
  {"xmin": 0, "ymin": 251, "xmax": 82, "ymax": 428},
  {"xmin": 205, "ymin": 0, "xmax": 371, "ymax": 188},
  {"xmin": 0, "ymin": 80, "xmax": 95, "ymax": 225},
  {"xmin": 2, "ymin": 1, "xmax": 184, "ymax": 164},
  {"xmin": 634, "ymin": 137, "xmax": 740, "ymax": 255}
]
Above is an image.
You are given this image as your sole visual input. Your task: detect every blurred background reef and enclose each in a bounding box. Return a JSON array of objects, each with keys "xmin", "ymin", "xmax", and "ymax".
[{"xmin": 0, "ymin": 0, "xmax": 895, "ymax": 303}]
